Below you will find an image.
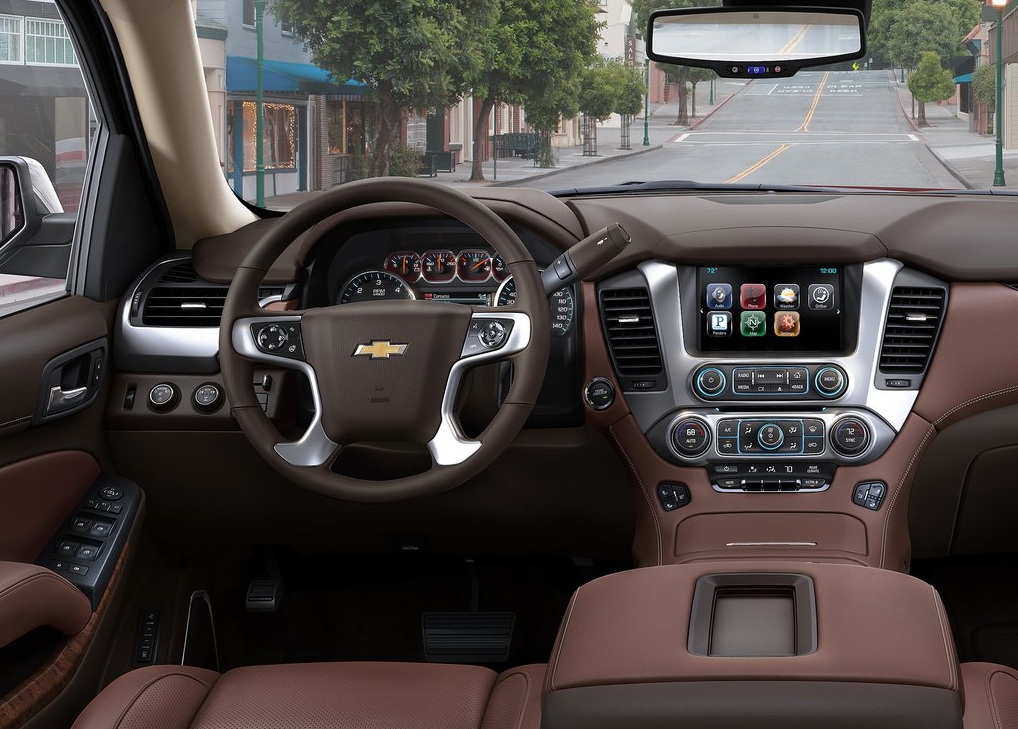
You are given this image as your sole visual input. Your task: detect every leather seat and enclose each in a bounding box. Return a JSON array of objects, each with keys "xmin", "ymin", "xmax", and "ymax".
[{"xmin": 72, "ymin": 662, "xmax": 544, "ymax": 729}]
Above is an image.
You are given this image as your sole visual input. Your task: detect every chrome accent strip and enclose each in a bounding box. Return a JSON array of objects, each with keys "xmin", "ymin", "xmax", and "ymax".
[
  {"xmin": 233, "ymin": 315, "xmax": 339, "ymax": 467},
  {"xmin": 427, "ymin": 312, "xmax": 532, "ymax": 466},
  {"xmin": 181, "ymin": 589, "xmax": 219, "ymax": 671},
  {"xmin": 726, "ymin": 542, "xmax": 818, "ymax": 547},
  {"xmin": 626, "ymin": 259, "xmax": 917, "ymax": 433}
]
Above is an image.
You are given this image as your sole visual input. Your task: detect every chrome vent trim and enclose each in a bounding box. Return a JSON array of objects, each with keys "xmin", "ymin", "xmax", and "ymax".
[
  {"xmin": 878, "ymin": 286, "xmax": 946, "ymax": 375},
  {"xmin": 142, "ymin": 286, "xmax": 227, "ymax": 327},
  {"xmin": 599, "ymin": 287, "xmax": 663, "ymax": 377}
]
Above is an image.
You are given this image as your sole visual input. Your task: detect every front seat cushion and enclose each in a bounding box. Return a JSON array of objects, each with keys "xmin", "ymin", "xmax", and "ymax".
[{"xmin": 73, "ymin": 662, "xmax": 543, "ymax": 729}]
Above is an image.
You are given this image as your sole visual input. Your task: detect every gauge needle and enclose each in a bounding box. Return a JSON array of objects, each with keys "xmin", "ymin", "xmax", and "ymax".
[
  {"xmin": 472, "ymin": 260, "xmax": 485, "ymax": 270},
  {"xmin": 402, "ymin": 258, "xmax": 406, "ymax": 275}
]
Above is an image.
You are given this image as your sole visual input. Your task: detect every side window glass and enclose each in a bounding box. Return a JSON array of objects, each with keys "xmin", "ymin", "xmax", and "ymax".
[{"xmin": 0, "ymin": 1, "xmax": 94, "ymax": 316}]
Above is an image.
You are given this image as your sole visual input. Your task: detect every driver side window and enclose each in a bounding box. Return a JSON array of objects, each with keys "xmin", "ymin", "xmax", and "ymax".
[{"xmin": 0, "ymin": 0, "xmax": 94, "ymax": 316}]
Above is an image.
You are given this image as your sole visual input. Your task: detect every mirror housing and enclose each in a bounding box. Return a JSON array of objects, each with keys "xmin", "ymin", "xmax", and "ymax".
[
  {"xmin": 646, "ymin": 6, "xmax": 866, "ymax": 79},
  {"xmin": 0, "ymin": 158, "xmax": 33, "ymax": 248}
]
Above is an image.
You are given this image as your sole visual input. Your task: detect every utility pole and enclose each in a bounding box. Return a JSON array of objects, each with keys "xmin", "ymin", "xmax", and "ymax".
[
  {"xmin": 993, "ymin": 0, "xmax": 1008, "ymax": 187},
  {"xmin": 255, "ymin": 0, "xmax": 266, "ymax": 206},
  {"xmin": 643, "ymin": 59, "xmax": 650, "ymax": 147}
]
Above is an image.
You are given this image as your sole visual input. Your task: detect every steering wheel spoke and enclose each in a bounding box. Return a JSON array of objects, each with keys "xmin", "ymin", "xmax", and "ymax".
[{"xmin": 429, "ymin": 311, "xmax": 532, "ymax": 466}]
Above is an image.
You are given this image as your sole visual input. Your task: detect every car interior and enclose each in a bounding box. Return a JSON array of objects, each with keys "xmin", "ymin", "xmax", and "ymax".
[{"xmin": 4, "ymin": 0, "xmax": 1018, "ymax": 727}]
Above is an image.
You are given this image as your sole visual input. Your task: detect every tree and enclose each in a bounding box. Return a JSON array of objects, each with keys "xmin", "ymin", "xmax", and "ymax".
[
  {"xmin": 630, "ymin": 0, "xmax": 721, "ymax": 126},
  {"xmin": 466, "ymin": 0, "xmax": 601, "ymax": 180},
  {"xmin": 271, "ymin": 0, "xmax": 494, "ymax": 177},
  {"xmin": 871, "ymin": 0, "xmax": 981, "ymax": 69},
  {"xmin": 686, "ymin": 67, "xmax": 716, "ymax": 119},
  {"xmin": 525, "ymin": 80, "xmax": 580, "ymax": 168},
  {"xmin": 973, "ymin": 63, "xmax": 996, "ymax": 108},
  {"xmin": 611, "ymin": 58, "xmax": 645, "ymax": 148},
  {"xmin": 908, "ymin": 51, "xmax": 956, "ymax": 127}
]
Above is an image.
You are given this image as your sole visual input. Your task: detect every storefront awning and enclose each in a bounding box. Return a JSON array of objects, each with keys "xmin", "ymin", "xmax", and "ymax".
[
  {"xmin": 954, "ymin": 72, "xmax": 974, "ymax": 84},
  {"xmin": 226, "ymin": 56, "xmax": 365, "ymax": 95}
]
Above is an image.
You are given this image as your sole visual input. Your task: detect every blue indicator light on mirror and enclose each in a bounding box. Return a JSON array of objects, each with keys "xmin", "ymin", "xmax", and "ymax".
[{"xmin": 747, "ymin": 66, "xmax": 768, "ymax": 75}]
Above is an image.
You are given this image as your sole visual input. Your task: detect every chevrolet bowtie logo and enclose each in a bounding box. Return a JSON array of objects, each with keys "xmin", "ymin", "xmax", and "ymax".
[{"xmin": 353, "ymin": 341, "xmax": 409, "ymax": 360}]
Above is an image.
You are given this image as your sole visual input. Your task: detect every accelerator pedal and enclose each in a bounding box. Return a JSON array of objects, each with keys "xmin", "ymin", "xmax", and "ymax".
[{"xmin": 422, "ymin": 612, "xmax": 515, "ymax": 664}]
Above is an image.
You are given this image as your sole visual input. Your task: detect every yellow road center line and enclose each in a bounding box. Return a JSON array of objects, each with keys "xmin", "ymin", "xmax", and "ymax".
[
  {"xmin": 796, "ymin": 71, "xmax": 830, "ymax": 132},
  {"xmin": 725, "ymin": 143, "xmax": 795, "ymax": 184},
  {"xmin": 779, "ymin": 24, "xmax": 812, "ymax": 55}
]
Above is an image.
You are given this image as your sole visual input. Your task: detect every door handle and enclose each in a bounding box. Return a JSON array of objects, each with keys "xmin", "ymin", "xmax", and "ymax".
[{"xmin": 46, "ymin": 385, "xmax": 87, "ymax": 414}]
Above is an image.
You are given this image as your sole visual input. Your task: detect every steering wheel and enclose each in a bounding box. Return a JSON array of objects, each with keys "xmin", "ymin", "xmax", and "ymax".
[{"xmin": 219, "ymin": 178, "xmax": 550, "ymax": 503}]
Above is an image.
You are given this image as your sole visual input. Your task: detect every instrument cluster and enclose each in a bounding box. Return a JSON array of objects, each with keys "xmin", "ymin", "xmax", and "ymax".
[{"xmin": 336, "ymin": 249, "xmax": 575, "ymax": 336}]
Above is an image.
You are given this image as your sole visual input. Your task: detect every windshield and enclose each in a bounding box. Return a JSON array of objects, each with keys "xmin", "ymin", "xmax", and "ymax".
[{"xmin": 192, "ymin": 0, "xmax": 996, "ymax": 210}]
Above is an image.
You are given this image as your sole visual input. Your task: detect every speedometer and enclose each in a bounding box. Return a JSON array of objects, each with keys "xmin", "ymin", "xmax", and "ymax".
[
  {"xmin": 495, "ymin": 275, "xmax": 574, "ymax": 336},
  {"xmin": 338, "ymin": 270, "xmax": 416, "ymax": 304}
]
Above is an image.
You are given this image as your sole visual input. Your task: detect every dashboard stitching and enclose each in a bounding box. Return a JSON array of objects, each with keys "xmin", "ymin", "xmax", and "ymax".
[
  {"xmin": 608, "ymin": 424, "xmax": 662, "ymax": 566},
  {"xmin": 880, "ymin": 420, "xmax": 935, "ymax": 569},
  {"xmin": 0, "ymin": 415, "xmax": 31, "ymax": 431},
  {"xmin": 880, "ymin": 385, "xmax": 1018, "ymax": 569}
]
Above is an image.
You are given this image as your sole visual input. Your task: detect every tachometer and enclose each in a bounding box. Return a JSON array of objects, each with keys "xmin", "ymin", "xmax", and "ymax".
[
  {"xmin": 421, "ymin": 250, "xmax": 457, "ymax": 282},
  {"xmin": 338, "ymin": 270, "xmax": 416, "ymax": 304},
  {"xmin": 457, "ymin": 250, "xmax": 492, "ymax": 282},
  {"xmin": 495, "ymin": 274, "xmax": 574, "ymax": 336},
  {"xmin": 384, "ymin": 252, "xmax": 422, "ymax": 283}
]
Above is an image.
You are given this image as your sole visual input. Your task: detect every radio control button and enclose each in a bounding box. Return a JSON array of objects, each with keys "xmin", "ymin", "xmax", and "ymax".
[
  {"xmin": 816, "ymin": 366, "xmax": 847, "ymax": 397},
  {"xmin": 695, "ymin": 368, "xmax": 726, "ymax": 397}
]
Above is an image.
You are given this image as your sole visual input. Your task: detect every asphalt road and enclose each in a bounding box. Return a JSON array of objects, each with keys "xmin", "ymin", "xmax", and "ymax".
[{"xmin": 524, "ymin": 70, "xmax": 959, "ymax": 191}]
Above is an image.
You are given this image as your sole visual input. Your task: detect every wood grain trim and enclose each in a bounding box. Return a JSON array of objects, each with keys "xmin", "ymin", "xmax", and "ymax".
[{"xmin": 0, "ymin": 547, "xmax": 126, "ymax": 729}]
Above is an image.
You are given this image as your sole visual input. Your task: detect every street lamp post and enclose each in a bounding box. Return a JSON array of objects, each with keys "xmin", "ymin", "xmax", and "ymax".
[
  {"xmin": 254, "ymin": 0, "xmax": 266, "ymax": 206},
  {"xmin": 992, "ymin": 0, "xmax": 1007, "ymax": 187},
  {"xmin": 643, "ymin": 59, "xmax": 650, "ymax": 147}
]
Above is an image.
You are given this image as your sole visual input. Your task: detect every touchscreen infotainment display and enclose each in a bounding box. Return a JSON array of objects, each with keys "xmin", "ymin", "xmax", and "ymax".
[{"xmin": 697, "ymin": 266, "xmax": 843, "ymax": 352}]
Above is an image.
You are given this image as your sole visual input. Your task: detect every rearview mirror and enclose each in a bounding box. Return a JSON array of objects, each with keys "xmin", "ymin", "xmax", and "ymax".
[{"xmin": 646, "ymin": 6, "xmax": 866, "ymax": 79}]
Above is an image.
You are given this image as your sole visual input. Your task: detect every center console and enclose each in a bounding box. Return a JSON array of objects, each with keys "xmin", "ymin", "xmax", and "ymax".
[
  {"xmin": 585, "ymin": 258, "xmax": 950, "ymax": 570},
  {"xmin": 542, "ymin": 562, "xmax": 964, "ymax": 729}
]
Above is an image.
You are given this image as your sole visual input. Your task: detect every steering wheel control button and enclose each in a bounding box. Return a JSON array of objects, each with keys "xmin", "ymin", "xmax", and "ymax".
[
  {"xmin": 462, "ymin": 319, "xmax": 514, "ymax": 357},
  {"xmin": 193, "ymin": 383, "xmax": 224, "ymax": 413},
  {"xmin": 852, "ymin": 481, "xmax": 887, "ymax": 510},
  {"xmin": 479, "ymin": 321, "xmax": 508, "ymax": 348},
  {"xmin": 815, "ymin": 366, "xmax": 847, "ymax": 398},
  {"xmin": 584, "ymin": 378, "xmax": 616, "ymax": 411},
  {"xmin": 832, "ymin": 418, "xmax": 870, "ymax": 456},
  {"xmin": 756, "ymin": 423, "xmax": 784, "ymax": 451},
  {"xmin": 656, "ymin": 482, "xmax": 691, "ymax": 511},
  {"xmin": 257, "ymin": 324, "xmax": 287, "ymax": 351},
  {"xmin": 694, "ymin": 367, "xmax": 726, "ymax": 398},
  {"xmin": 670, "ymin": 418, "xmax": 711, "ymax": 458},
  {"xmin": 254, "ymin": 322, "xmax": 304, "ymax": 359},
  {"xmin": 148, "ymin": 383, "xmax": 179, "ymax": 412}
]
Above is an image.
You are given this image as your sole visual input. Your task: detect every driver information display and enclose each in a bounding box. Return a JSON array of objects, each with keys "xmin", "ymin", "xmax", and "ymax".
[{"xmin": 698, "ymin": 266, "xmax": 843, "ymax": 352}]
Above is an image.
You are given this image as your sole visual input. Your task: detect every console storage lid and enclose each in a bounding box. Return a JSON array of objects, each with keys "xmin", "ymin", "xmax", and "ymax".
[{"xmin": 547, "ymin": 562, "xmax": 959, "ymax": 691}]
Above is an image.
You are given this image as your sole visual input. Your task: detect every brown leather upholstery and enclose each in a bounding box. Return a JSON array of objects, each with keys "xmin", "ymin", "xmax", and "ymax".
[
  {"xmin": 962, "ymin": 663, "xmax": 1018, "ymax": 729},
  {"xmin": 73, "ymin": 662, "xmax": 546, "ymax": 729},
  {"xmin": 547, "ymin": 562, "xmax": 959, "ymax": 691},
  {"xmin": 0, "ymin": 561, "xmax": 92, "ymax": 650}
]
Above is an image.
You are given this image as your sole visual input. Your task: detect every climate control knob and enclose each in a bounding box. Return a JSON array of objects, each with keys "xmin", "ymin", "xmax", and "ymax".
[
  {"xmin": 831, "ymin": 417, "xmax": 870, "ymax": 456},
  {"xmin": 670, "ymin": 417, "xmax": 711, "ymax": 458},
  {"xmin": 757, "ymin": 423, "xmax": 784, "ymax": 450}
]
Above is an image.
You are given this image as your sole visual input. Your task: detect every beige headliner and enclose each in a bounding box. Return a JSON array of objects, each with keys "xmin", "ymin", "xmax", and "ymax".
[{"xmin": 100, "ymin": 0, "xmax": 257, "ymax": 247}]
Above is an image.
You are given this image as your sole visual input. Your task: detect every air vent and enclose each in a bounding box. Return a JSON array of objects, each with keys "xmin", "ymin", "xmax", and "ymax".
[
  {"xmin": 878, "ymin": 286, "xmax": 946, "ymax": 374},
  {"xmin": 141, "ymin": 286, "xmax": 227, "ymax": 327},
  {"xmin": 599, "ymin": 287, "xmax": 664, "ymax": 379},
  {"xmin": 158, "ymin": 260, "xmax": 198, "ymax": 284}
]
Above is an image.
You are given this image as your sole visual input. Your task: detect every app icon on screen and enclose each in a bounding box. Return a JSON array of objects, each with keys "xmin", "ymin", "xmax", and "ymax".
[
  {"xmin": 707, "ymin": 311, "xmax": 732, "ymax": 337},
  {"xmin": 808, "ymin": 284, "xmax": 835, "ymax": 310},
  {"xmin": 740, "ymin": 311, "xmax": 766, "ymax": 337},
  {"xmin": 740, "ymin": 284, "xmax": 766, "ymax": 310},
  {"xmin": 774, "ymin": 311, "xmax": 801, "ymax": 337},
  {"xmin": 706, "ymin": 283, "xmax": 732, "ymax": 310},
  {"xmin": 774, "ymin": 284, "xmax": 799, "ymax": 310}
]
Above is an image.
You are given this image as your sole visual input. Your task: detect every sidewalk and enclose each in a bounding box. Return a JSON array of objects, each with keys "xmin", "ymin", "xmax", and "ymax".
[
  {"xmin": 894, "ymin": 75, "xmax": 1018, "ymax": 190},
  {"xmin": 266, "ymin": 83, "xmax": 738, "ymax": 209}
]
